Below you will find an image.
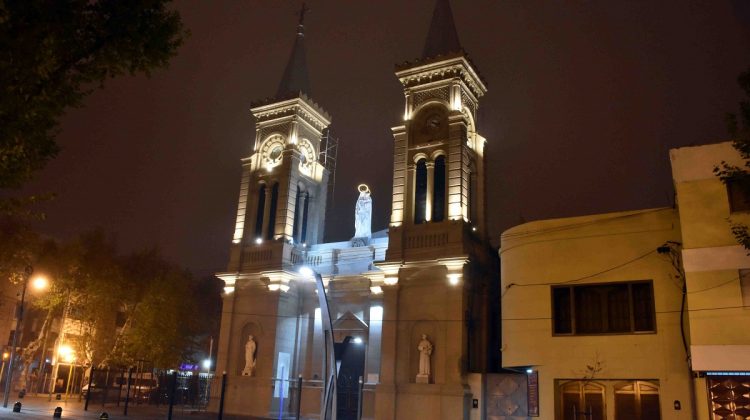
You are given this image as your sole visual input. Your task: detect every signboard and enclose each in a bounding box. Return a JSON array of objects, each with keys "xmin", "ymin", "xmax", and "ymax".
[{"xmin": 527, "ymin": 371, "xmax": 539, "ymax": 417}]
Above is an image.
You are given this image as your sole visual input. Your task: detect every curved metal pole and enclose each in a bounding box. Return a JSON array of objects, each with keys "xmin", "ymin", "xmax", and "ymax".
[{"xmin": 313, "ymin": 272, "xmax": 337, "ymax": 420}]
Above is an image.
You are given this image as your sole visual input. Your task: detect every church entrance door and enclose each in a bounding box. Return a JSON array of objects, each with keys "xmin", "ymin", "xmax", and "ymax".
[{"xmin": 335, "ymin": 337, "xmax": 365, "ymax": 420}]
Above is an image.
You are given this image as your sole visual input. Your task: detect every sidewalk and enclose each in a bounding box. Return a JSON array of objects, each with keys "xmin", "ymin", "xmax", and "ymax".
[{"xmin": 0, "ymin": 395, "xmax": 229, "ymax": 420}]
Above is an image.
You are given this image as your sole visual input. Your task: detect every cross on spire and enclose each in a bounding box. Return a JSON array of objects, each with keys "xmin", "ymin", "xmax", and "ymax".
[{"xmin": 277, "ymin": 2, "xmax": 311, "ymax": 98}]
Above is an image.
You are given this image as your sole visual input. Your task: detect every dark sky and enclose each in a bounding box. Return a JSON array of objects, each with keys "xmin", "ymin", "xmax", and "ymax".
[{"xmin": 21, "ymin": 0, "xmax": 750, "ymax": 276}]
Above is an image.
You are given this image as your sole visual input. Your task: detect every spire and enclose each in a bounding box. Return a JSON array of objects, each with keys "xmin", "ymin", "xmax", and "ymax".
[
  {"xmin": 422, "ymin": 0, "xmax": 462, "ymax": 59},
  {"xmin": 276, "ymin": 3, "xmax": 311, "ymax": 98}
]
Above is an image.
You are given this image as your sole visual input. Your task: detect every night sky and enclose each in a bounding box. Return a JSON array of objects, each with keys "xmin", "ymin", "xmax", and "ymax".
[{"xmin": 21, "ymin": 1, "xmax": 750, "ymax": 276}]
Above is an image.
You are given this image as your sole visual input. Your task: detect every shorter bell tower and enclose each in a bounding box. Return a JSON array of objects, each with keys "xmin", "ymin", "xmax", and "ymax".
[{"xmin": 374, "ymin": 0, "xmax": 499, "ymax": 418}]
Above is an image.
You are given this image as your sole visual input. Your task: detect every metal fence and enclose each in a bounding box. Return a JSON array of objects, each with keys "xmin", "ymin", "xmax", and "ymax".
[{"xmin": 83, "ymin": 368, "xmax": 213, "ymax": 415}]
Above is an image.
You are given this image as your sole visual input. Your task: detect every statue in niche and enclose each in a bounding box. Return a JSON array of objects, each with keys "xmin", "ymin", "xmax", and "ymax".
[
  {"xmin": 416, "ymin": 334, "xmax": 433, "ymax": 383},
  {"xmin": 352, "ymin": 184, "xmax": 372, "ymax": 245},
  {"xmin": 242, "ymin": 335, "xmax": 257, "ymax": 376}
]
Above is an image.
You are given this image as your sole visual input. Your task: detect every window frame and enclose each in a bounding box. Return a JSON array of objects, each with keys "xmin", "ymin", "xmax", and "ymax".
[
  {"xmin": 727, "ymin": 178, "xmax": 750, "ymax": 213},
  {"xmin": 551, "ymin": 280, "xmax": 657, "ymax": 336}
]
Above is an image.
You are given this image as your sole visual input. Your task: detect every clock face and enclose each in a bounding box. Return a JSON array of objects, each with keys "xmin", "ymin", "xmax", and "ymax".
[
  {"xmin": 412, "ymin": 104, "xmax": 448, "ymax": 145},
  {"xmin": 297, "ymin": 139, "xmax": 316, "ymax": 176},
  {"xmin": 260, "ymin": 134, "xmax": 286, "ymax": 169},
  {"xmin": 269, "ymin": 145, "xmax": 283, "ymax": 162}
]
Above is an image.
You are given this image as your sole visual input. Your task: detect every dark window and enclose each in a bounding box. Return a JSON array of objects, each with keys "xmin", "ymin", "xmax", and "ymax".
[
  {"xmin": 560, "ymin": 381, "xmax": 605, "ymax": 420},
  {"xmin": 469, "ymin": 163, "xmax": 478, "ymax": 223},
  {"xmin": 414, "ymin": 159, "xmax": 427, "ymax": 224},
  {"xmin": 292, "ymin": 188, "xmax": 303, "ymax": 243},
  {"xmin": 432, "ymin": 156, "xmax": 446, "ymax": 222},
  {"xmin": 254, "ymin": 184, "xmax": 266, "ymax": 239},
  {"xmin": 553, "ymin": 281, "xmax": 655, "ymax": 335},
  {"xmin": 741, "ymin": 269, "xmax": 750, "ymax": 306},
  {"xmin": 727, "ymin": 178, "xmax": 750, "ymax": 213},
  {"xmin": 267, "ymin": 183, "xmax": 279, "ymax": 240},
  {"xmin": 614, "ymin": 381, "xmax": 661, "ymax": 420},
  {"xmin": 301, "ymin": 192, "xmax": 310, "ymax": 244}
]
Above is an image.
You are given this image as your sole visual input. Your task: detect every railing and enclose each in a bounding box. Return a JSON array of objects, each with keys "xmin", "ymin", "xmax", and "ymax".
[{"xmin": 406, "ymin": 232, "xmax": 449, "ymax": 249}]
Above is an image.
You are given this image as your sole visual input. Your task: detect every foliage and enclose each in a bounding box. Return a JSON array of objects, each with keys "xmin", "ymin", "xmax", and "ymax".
[
  {"xmin": 16, "ymin": 229, "xmax": 215, "ymax": 372},
  {"xmin": 714, "ymin": 68, "xmax": 750, "ymax": 249},
  {"xmin": 0, "ymin": 0, "xmax": 187, "ymax": 188}
]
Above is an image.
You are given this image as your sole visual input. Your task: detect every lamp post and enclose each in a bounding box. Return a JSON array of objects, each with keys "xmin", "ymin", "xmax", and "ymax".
[
  {"xmin": 299, "ymin": 267, "xmax": 337, "ymax": 420},
  {"xmin": 3, "ymin": 266, "xmax": 33, "ymax": 408}
]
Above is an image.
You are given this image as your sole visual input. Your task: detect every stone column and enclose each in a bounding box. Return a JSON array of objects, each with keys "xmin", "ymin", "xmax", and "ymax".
[
  {"xmin": 374, "ymin": 284, "xmax": 399, "ymax": 419},
  {"xmin": 425, "ymin": 161, "xmax": 434, "ymax": 222}
]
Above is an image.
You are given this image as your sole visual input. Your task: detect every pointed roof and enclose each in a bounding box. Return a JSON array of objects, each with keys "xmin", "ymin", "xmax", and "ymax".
[
  {"xmin": 276, "ymin": 5, "xmax": 311, "ymax": 98},
  {"xmin": 422, "ymin": 0, "xmax": 462, "ymax": 59}
]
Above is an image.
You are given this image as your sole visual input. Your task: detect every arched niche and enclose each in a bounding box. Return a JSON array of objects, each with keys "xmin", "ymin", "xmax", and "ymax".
[{"xmin": 236, "ymin": 321, "xmax": 263, "ymax": 376}]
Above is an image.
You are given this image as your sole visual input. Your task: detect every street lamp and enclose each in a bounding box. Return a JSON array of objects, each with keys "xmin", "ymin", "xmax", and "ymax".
[
  {"xmin": 299, "ymin": 266, "xmax": 337, "ymax": 420},
  {"xmin": 3, "ymin": 266, "xmax": 35, "ymax": 407}
]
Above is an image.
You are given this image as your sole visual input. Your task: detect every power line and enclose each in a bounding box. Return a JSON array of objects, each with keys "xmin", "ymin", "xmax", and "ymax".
[{"xmin": 503, "ymin": 247, "xmax": 658, "ymax": 291}]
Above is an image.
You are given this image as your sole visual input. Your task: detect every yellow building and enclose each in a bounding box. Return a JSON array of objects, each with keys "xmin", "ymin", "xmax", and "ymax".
[
  {"xmin": 501, "ymin": 141, "xmax": 750, "ymax": 419},
  {"xmin": 501, "ymin": 207, "xmax": 694, "ymax": 419},
  {"xmin": 670, "ymin": 142, "xmax": 750, "ymax": 420}
]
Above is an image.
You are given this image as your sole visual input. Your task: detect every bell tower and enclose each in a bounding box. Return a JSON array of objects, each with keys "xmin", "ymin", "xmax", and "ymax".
[
  {"xmin": 387, "ymin": 0, "xmax": 488, "ymax": 253},
  {"xmin": 224, "ymin": 5, "xmax": 332, "ymax": 283},
  {"xmin": 374, "ymin": 0, "xmax": 499, "ymax": 418},
  {"xmin": 213, "ymin": 8, "xmax": 336, "ymax": 418}
]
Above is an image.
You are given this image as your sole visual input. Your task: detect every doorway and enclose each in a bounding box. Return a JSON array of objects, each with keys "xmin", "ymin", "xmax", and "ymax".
[{"xmin": 335, "ymin": 336, "xmax": 365, "ymax": 420}]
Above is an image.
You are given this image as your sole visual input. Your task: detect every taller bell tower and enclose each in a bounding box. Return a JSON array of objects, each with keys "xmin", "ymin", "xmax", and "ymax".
[
  {"xmin": 374, "ymin": 0, "xmax": 499, "ymax": 418},
  {"xmin": 224, "ymin": 8, "xmax": 332, "ymax": 283},
  {"xmin": 213, "ymin": 8, "xmax": 335, "ymax": 418}
]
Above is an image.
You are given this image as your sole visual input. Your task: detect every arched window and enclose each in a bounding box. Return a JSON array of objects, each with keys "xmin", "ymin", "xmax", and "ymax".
[
  {"xmin": 615, "ymin": 381, "xmax": 661, "ymax": 420},
  {"xmin": 300, "ymin": 192, "xmax": 310, "ymax": 244},
  {"xmin": 293, "ymin": 187, "xmax": 303, "ymax": 243},
  {"xmin": 254, "ymin": 184, "xmax": 266, "ymax": 239},
  {"xmin": 414, "ymin": 158, "xmax": 427, "ymax": 224},
  {"xmin": 559, "ymin": 381, "xmax": 605, "ymax": 420},
  {"xmin": 469, "ymin": 160, "xmax": 478, "ymax": 223},
  {"xmin": 432, "ymin": 155, "xmax": 446, "ymax": 222},
  {"xmin": 267, "ymin": 182, "xmax": 279, "ymax": 240}
]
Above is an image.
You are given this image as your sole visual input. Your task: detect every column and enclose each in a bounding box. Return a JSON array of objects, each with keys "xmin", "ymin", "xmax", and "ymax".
[{"xmin": 425, "ymin": 161, "xmax": 434, "ymax": 222}]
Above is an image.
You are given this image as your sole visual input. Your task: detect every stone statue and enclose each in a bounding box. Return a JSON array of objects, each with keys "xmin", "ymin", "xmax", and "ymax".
[
  {"xmin": 242, "ymin": 335, "xmax": 256, "ymax": 376},
  {"xmin": 353, "ymin": 184, "xmax": 372, "ymax": 239},
  {"xmin": 416, "ymin": 334, "xmax": 433, "ymax": 383}
]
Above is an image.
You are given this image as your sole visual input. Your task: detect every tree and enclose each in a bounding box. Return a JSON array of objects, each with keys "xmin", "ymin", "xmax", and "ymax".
[
  {"xmin": 714, "ymin": 68, "xmax": 750, "ymax": 249},
  {"xmin": 0, "ymin": 0, "xmax": 187, "ymax": 188}
]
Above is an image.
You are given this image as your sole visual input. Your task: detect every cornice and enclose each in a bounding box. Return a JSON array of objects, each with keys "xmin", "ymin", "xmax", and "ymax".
[
  {"xmin": 395, "ymin": 54, "xmax": 487, "ymax": 99},
  {"xmin": 250, "ymin": 94, "xmax": 331, "ymax": 131}
]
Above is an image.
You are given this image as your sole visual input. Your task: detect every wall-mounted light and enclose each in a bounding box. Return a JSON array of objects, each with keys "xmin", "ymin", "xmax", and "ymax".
[
  {"xmin": 384, "ymin": 277, "xmax": 398, "ymax": 286},
  {"xmin": 255, "ymin": 238, "xmax": 263, "ymax": 245},
  {"xmin": 268, "ymin": 283, "xmax": 290, "ymax": 293},
  {"xmin": 447, "ymin": 273, "xmax": 461, "ymax": 286}
]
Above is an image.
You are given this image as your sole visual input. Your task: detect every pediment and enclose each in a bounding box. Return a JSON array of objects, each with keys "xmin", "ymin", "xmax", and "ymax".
[{"xmin": 332, "ymin": 311, "xmax": 368, "ymax": 331}]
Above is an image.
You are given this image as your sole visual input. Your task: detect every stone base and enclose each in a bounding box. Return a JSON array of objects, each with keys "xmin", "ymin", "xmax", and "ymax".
[{"xmin": 416, "ymin": 374, "xmax": 430, "ymax": 384}]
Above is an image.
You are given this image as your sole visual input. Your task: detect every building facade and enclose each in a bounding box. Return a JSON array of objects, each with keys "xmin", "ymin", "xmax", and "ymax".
[
  {"xmin": 501, "ymin": 208, "xmax": 694, "ymax": 420},
  {"xmin": 212, "ymin": 1, "xmax": 500, "ymax": 419},
  {"xmin": 670, "ymin": 142, "xmax": 750, "ymax": 420},
  {"xmin": 500, "ymin": 141, "xmax": 750, "ymax": 420}
]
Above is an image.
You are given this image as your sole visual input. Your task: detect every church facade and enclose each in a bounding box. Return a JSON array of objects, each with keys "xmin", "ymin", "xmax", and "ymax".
[{"xmin": 211, "ymin": 1, "xmax": 503, "ymax": 419}]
